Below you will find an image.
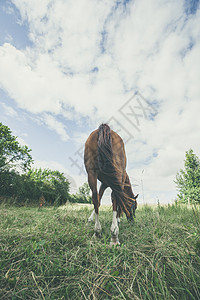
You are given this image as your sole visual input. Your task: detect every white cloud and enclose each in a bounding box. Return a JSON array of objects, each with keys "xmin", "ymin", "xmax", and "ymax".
[
  {"xmin": 42, "ymin": 113, "xmax": 69, "ymax": 142},
  {"xmin": 0, "ymin": 102, "xmax": 18, "ymax": 117},
  {"xmin": 0, "ymin": 0, "xmax": 200, "ymax": 203}
]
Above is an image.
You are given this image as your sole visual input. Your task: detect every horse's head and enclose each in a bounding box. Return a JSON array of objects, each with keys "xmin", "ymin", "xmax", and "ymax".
[{"xmin": 127, "ymin": 194, "xmax": 138, "ymax": 221}]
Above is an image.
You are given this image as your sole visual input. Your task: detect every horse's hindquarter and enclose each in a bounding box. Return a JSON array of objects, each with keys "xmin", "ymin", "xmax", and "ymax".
[
  {"xmin": 84, "ymin": 129, "xmax": 99, "ymax": 174},
  {"xmin": 84, "ymin": 128, "xmax": 127, "ymax": 185},
  {"xmin": 111, "ymin": 130, "xmax": 127, "ymax": 182}
]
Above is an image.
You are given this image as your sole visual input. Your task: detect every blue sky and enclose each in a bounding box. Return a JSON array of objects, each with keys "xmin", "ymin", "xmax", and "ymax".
[{"xmin": 0, "ymin": 0, "xmax": 200, "ymax": 204}]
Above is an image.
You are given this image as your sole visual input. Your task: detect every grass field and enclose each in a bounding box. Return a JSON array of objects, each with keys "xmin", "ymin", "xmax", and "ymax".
[{"xmin": 0, "ymin": 203, "xmax": 200, "ymax": 299}]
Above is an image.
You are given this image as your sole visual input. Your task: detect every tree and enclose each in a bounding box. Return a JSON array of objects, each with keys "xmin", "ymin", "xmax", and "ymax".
[
  {"xmin": 175, "ymin": 149, "xmax": 200, "ymax": 204},
  {"xmin": 0, "ymin": 122, "xmax": 32, "ymax": 172},
  {"xmin": 70, "ymin": 182, "xmax": 92, "ymax": 203},
  {"xmin": 26, "ymin": 168, "xmax": 70, "ymax": 205},
  {"xmin": 0, "ymin": 122, "xmax": 33, "ymax": 200}
]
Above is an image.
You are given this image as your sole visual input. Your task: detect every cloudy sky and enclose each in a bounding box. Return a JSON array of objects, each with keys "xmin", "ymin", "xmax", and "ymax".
[{"xmin": 0, "ymin": 0, "xmax": 200, "ymax": 204}]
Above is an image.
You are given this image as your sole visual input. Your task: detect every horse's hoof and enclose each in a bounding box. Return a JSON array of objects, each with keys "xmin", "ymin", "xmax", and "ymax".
[
  {"xmin": 110, "ymin": 241, "xmax": 120, "ymax": 247},
  {"xmin": 110, "ymin": 236, "xmax": 120, "ymax": 246},
  {"xmin": 93, "ymin": 232, "xmax": 102, "ymax": 238}
]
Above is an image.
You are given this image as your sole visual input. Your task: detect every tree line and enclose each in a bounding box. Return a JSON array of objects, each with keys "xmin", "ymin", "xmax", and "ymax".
[{"xmin": 0, "ymin": 122, "xmax": 91, "ymax": 206}]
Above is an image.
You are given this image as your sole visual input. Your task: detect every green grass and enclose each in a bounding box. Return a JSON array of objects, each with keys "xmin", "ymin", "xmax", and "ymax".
[{"xmin": 0, "ymin": 203, "xmax": 200, "ymax": 299}]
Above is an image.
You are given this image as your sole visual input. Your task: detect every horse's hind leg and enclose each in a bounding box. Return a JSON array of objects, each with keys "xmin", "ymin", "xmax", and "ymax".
[
  {"xmin": 110, "ymin": 192, "xmax": 120, "ymax": 246},
  {"xmin": 88, "ymin": 183, "xmax": 107, "ymax": 222},
  {"xmin": 88, "ymin": 173, "xmax": 102, "ymax": 237}
]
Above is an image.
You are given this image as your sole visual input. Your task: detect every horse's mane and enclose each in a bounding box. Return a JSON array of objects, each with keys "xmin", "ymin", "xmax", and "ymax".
[{"xmin": 97, "ymin": 123, "xmax": 137, "ymax": 219}]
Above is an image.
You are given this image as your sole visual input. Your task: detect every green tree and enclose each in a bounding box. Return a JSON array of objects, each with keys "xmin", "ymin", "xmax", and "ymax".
[
  {"xmin": 70, "ymin": 182, "xmax": 92, "ymax": 203},
  {"xmin": 175, "ymin": 149, "xmax": 200, "ymax": 204},
  {"xmin": 0, "ymin": 122, "xmax": 33, "ymax": 200},
  {"xmin": 26, "ymin": 168, "xmax": 70, "ymax": 205},
  {"xmin": 0, "ymin": 122, "xmax": 32, "ymax": 172}
]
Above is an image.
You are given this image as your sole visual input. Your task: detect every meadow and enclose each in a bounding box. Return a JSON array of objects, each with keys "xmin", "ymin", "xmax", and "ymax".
[{"xmin": 0, "ymin": 203, "xmax": 200, "ymax": 299}]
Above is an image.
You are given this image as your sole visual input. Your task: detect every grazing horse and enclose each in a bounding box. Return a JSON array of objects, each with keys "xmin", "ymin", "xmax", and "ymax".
[{"xmin": 84, "ymin": 124, "xmax": 138, "ymax": 245}]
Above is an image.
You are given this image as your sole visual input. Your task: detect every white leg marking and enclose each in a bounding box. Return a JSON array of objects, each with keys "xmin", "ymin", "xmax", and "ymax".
[
  {"xmin": 110, "ymin": 211, "xmax": 120, "ymax": 246},
  {"xmin": 94, "ymin": 213, "xmax": 101, "ymax": 235},
  {"xmin": 88, "ymin": 209, "xmax": 95, "ymax": 222},
  {"xmin": 111, "ymin": 211, "xmax": 119, "ymax": 236}
]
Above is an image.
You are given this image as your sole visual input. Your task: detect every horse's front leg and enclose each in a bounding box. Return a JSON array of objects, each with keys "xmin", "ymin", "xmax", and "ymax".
[{"xmin": 110, "ymin": 193, "xmax": 120, "ymax": 246}]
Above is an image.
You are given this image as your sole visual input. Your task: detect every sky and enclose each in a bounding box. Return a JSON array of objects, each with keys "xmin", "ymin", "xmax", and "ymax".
[{"xmin": 0, "ymin": 0, "xmax": 200, "ymax": 205}]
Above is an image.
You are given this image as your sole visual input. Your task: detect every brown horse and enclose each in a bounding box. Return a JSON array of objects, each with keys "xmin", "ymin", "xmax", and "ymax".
[{"xmin": 84, "ymin": 124, "xmax": 138, "ymax": 245}]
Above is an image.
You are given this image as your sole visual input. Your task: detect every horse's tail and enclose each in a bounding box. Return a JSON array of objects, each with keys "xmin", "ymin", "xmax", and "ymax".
[
  {"xmin": 98, "ymin": 124, "xmax": 113, "ymax": 174},
  {"xmin": 97, "ymin": 124, "xmax": 137, "ymax": 219}
]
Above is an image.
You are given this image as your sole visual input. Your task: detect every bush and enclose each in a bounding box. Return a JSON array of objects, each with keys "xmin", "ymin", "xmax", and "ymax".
[{"xmin": 0, "ymin": 168, "xmax": 71, "ymax": 206}]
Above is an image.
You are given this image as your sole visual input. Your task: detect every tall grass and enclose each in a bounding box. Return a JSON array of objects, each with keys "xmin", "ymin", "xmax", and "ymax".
[{"xmin": 0, "ymin": 203, "xmax": 199, "ymax": 299}]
